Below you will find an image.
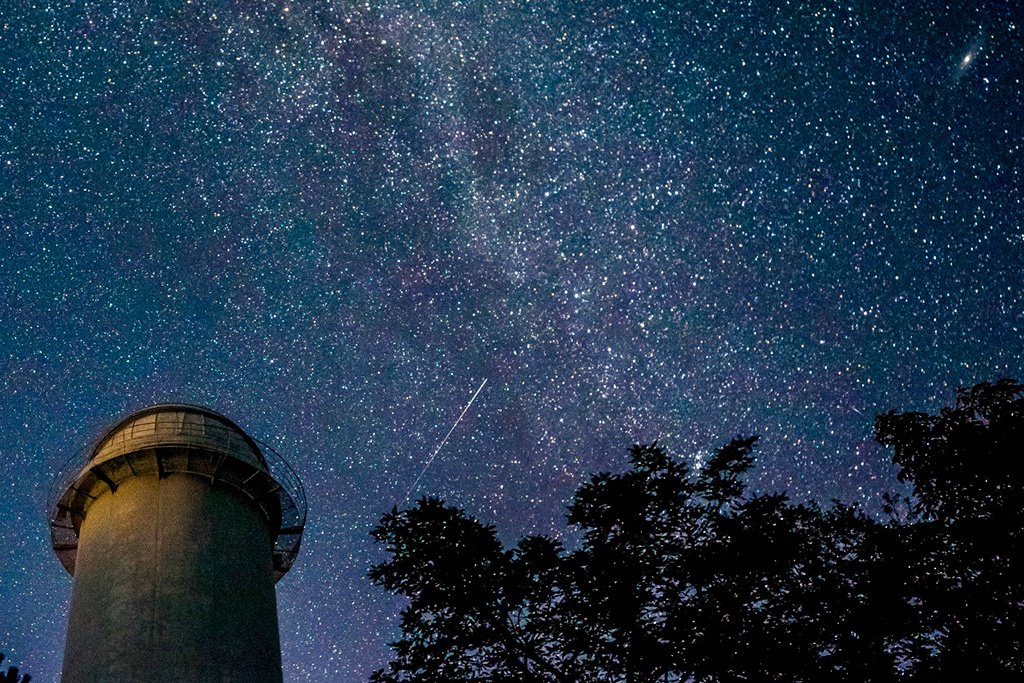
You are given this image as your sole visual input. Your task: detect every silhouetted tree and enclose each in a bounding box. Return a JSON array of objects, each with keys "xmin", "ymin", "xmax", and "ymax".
[
  {"xmin": 371, "ymin": 379, "xmax": 1024, "ymax": 681},
  {"xmin": 875, "ymin": 378, "xmax": 1024, "ymax": 679},
  {"xmin": 0, "ymin": 654, "xmax": 31, "ymax": 683}
]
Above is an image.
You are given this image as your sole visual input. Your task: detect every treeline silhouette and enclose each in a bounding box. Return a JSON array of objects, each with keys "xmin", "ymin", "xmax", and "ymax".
[{"xmin": 370, "ymin": 379, "xmax": 1024, "ymax": 682}]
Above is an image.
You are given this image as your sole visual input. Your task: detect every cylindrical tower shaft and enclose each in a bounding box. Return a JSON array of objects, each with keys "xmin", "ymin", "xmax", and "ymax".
[{"xmin": 62, "ymin": 474, "xmax": 282, "ymax": 683}]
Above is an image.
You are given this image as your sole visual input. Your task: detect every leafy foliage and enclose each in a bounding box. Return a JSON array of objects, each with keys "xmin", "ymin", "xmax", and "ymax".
[
  {"xmin": 371, "ymin": 380, "xmax": 1024, "ymax": 681},
  {"xmin": 875, "ymin": 379, "xmax": 1024, "ymax": 678}
]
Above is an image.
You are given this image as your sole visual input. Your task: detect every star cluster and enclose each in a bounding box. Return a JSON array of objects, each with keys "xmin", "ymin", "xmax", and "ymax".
[{"xmin": 1, "ymin": 1, "xmax": 1022, "ymax": 680}]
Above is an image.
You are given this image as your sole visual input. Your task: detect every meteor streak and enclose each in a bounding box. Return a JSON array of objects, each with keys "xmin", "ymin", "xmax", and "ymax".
[{"xmin": 403, "ymin": 378, "xmax": 488, "ymax": 505}]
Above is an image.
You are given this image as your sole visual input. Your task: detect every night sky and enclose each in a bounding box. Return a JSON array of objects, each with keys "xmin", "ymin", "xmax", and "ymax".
[{"xmin": 1, "ymin": 1, "xmax": 1022, "ymax": 680}]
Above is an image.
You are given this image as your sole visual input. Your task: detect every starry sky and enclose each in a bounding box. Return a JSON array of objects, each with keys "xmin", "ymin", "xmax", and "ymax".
[{"xmin": 1, "ymin": 1, "xmax": 1022, "ymax": 680}]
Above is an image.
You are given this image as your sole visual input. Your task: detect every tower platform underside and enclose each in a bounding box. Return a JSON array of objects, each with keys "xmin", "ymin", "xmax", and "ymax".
[{"xmin": 50, "ymin": 406, "xmax": 305, "ymax": 582}]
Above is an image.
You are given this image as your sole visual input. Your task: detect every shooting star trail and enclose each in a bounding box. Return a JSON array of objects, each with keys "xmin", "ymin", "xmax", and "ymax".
[{"xmin": 403, "ymin": 378, "xmax": 488, "ymax": 506}]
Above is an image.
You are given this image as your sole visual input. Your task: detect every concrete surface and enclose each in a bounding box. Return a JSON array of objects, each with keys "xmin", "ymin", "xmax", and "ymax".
[{"xmin": 61, "ymin": 473, "xmax": 283, "ymax": 683}]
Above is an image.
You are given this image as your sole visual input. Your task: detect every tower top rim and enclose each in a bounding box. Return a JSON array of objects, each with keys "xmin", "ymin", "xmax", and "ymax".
[
  {"xmin": 91, "ymin": 403, "xmax": 266, "ymax": 465},
  {"xmin": 50, "ymin": 403, "xmax": 307, "ymax": 581}
]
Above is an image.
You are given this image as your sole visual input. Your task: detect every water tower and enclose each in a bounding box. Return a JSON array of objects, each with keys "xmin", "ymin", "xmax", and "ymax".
[{"xmin": 48, "ymin": 404, "xmax": 306, "ymax": 682}]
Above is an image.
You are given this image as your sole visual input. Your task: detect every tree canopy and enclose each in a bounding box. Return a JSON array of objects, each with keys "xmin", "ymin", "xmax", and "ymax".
[{"xmin": 370, "ymin": 379, "xmax": 1024, "ymax": 682}]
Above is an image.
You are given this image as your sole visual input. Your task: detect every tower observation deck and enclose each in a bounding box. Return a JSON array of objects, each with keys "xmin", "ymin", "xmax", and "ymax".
[{"xmin": 48, "ymin": 404, "xmax": 306, "ymax": 682}]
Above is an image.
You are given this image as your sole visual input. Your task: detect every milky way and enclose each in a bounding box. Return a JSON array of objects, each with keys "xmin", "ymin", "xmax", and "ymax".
[{"xmin": 1, "ymin": 1, "xmax": 1022, "ymax": 680}]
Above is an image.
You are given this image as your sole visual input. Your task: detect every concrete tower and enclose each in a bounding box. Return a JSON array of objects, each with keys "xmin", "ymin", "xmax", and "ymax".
[{"xmin": 49, "ymin": 404, "xmax": 306, "ymax": 683}]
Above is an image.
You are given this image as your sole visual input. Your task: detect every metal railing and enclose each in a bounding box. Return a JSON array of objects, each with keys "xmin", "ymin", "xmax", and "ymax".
[{"xmin": 48, "ymin": 418, "xmax": 307, "ymax": 582}]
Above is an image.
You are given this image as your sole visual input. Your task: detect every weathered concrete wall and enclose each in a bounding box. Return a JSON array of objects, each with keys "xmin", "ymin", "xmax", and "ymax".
[{"xmin": 61, "ymin": 473, "xmax": 283, "ymax": 683}]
